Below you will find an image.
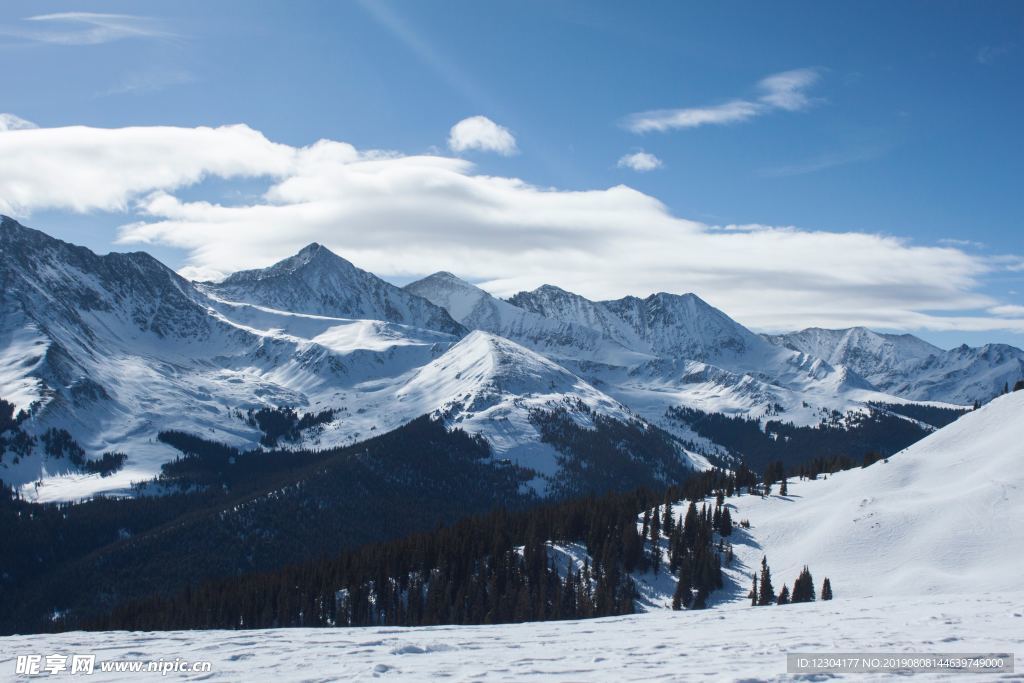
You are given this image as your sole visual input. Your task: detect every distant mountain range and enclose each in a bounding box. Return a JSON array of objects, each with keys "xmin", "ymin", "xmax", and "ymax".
[
  {"xmin": 2, "ymin": 215, "xmax": 1022, "ymax": 501},
  {"xmin": 766, "ymin": 326, "xmax": 1024, "ymax": 405}
]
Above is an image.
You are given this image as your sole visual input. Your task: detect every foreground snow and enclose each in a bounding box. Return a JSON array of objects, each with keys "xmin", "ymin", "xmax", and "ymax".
[{"xmin": 1, "ymin": 593, "xmax": 1020, "ymax": 681}]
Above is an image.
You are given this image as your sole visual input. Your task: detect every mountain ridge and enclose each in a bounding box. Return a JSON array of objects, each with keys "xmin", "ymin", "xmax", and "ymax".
[{"xmin": 1, "ymin": 216, "xmax": 1021, "ymax": 502}]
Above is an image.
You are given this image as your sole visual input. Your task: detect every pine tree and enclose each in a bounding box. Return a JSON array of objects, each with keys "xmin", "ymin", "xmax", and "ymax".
[
  {"xmin": 792, "ymin": 565, "xmax": 816, "ymax": 603},
  {"xmin": 757, "ymin": 556, "xmax": 775, "ymax": 606},
  {"xmin": 662, "ymin": 501, "xmax": 674, "ymax": 536},
  {"xmin": 777, "ymin": 584, "xmax": 790, "ymax": 605},
  {"xmin": 779, "ymin": 478, "xmax": 788, "ymax": 496},
  {"xmin": 672, "ymin": 576, "xmax": 690, "ymax": 610},
  {"xmin": 821, "ymin": 577, "xmax": 833, "ymax": 600},
  {"xmin": 719, "ymin": 506, "xmax": 733, "ymax": 537},
  {"xmin": 750, "ymin": 573, "xmax": 758, "ymax": 607},
  {"xmin": 683, "ymin": 501, "xmax": 698, "ymax": 549}
]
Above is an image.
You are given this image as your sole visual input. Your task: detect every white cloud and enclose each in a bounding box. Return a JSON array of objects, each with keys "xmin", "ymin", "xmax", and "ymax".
[
  {"xmin": 756, "ymin": 68, "xmax": 821, "ymax": 111},
  {"xmin": 989, "ymin": 305, "xmax": 1024, "ymax": 317},
  {"xmin": 624, "ymin": 100, "xmax": 761, "ymax": 133},
  {"xmin": 448, "ymin": 116, "xmax": 518, "ymax": 156},
  {"xmin": 1, "ymin": 119, "xmax": 1020, "ymax": 335},
  {"xmin": 623, "ymin": 68, "xmax": 821, "ymax": 133},
  {"xmin": 1, "ymin": 12, "xmax": 172, "ymax": 46},
  {"xmin": 0, "ymin": 113, "xmax": 37, "ymax": 132},
  {"xmin": 0, "ymin": 123, "xmax": 296, "ymax": 215},
  {"xmin": 617, "ymin": 151, "xmax": 663, "ymax": 172}
]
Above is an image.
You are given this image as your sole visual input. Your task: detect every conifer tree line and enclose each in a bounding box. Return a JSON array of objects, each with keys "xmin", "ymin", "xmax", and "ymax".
[
  {"xmin": 87, "ymin": 469, "xmax": 754, "ymax": 631},
  {"xmin": 750, "ymin": 557, "xmax": 833, "ymax": 606}
]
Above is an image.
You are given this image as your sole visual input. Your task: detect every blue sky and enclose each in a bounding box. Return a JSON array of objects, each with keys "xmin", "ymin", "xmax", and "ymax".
[{"xmin": 1, "ymin": 1, "xmax": 1022, "ymax": 347}]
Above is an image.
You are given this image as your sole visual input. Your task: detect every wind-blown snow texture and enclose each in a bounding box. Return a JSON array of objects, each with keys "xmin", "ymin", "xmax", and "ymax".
[
  {"xmin": 2, "ymin": 216, "xmax": 1021, "ymax": 501},
  {"xmin": 4, "ymin": 394, "xmax": 1021, "ymax": 680}
]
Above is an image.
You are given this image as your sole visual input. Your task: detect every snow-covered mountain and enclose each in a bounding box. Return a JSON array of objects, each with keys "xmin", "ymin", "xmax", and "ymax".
[
  {"xmin": 507, "ymin": 284, "xmax": 892, "ymax": 432},
  {"xmin": 0, "ymin": 219, "xmax": 702, "ymax": 500},
  {"xmin": 765, "ymin": 326, "xmax": 942, "ymax": 382},
  {"xmin": 510, "ymin": 287, "xmax": 779, "ymax": 366},
  {"xmin": 205, "ymin": 244, "xmax": 465, "ymax": 336},
  {"xmin": 3, "ymin": 217, "xmax": 1020, "ymax": 502},
  {"xmin": 0, "ymin": 219, "xmax": 468, "ymax": 498},
  {"xmin": 404, "ymin": 272, "xmax": 645, "ymax": 365},
  {"xmin": 770, "ymin": 326, "xmax": 1024, "ymax": 404},
  {"xmin": 413, "ymin": 275, "xmax": 880, "ymax": 431}
]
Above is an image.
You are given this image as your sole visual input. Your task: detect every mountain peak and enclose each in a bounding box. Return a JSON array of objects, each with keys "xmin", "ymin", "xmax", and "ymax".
[
  {"xmin": 532, "ymin": 284, "xmax": 572, "ymax": 296},
  {"xmin": 218, "ymin": 242, "xmax": 356, "ymax": 286},
  {"xmin": 208, "ymin": 247, "xmax": 465, "ymax": 335},
  {"xmin": 295, "ymin": 242, "xmax": 326, "ymax": 258},
  {"xmin": 415, "ymin": 271, "xmax": 475, "ymax": 288},
  {"xmin": 405, "ymin": 271, "xmax": 490, "ymax": 322}
]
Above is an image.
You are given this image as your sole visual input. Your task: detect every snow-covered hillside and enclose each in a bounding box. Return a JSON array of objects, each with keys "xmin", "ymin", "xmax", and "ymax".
[
  {"xmin": 771, "ymin": 326, "xmax": 1024, "ymax": 405},
  {"xmin": 718, "ymin": 388, "xmax": 1024, "ymax": 599},
  {"xmin": 305, "ymin": 330, "xmax": 712, "ymax": 492}
]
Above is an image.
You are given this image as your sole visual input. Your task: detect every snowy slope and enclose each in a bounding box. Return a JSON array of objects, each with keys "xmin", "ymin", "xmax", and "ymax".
[
  {"xmin": 720, "ymin": 389, "xmax": 1024, "ymax": 599},
  {"xmin": 394, "ymin": 331, "xmax": 630, "ymax": 480},
  {"xmin": 770, "ymin": 326, "xmax": 1024, "ymax": 405},
  {"xmin": 306, "ymin": 331, "xmax": 708, "ymax": 490}
]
